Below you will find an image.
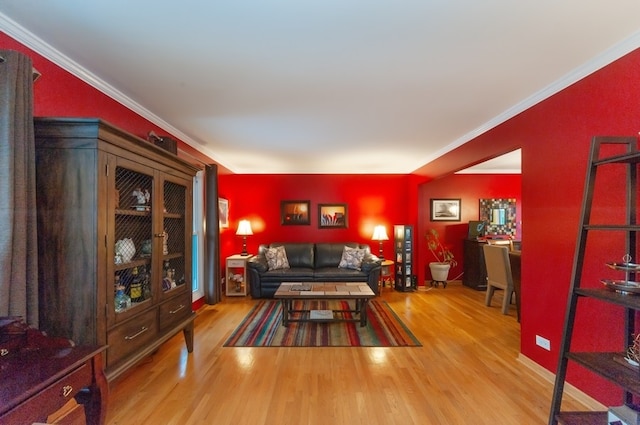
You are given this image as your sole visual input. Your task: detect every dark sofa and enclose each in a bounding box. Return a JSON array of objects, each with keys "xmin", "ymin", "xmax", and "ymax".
[{"xmin": 247, "ymin": 242, "xmax": 382, "ymax": 298}]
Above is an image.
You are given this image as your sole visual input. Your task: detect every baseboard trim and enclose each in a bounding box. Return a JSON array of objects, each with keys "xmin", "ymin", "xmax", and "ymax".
[{"xmin": 517, "ymin": 354, "xmax": 606, "ymax": 411}]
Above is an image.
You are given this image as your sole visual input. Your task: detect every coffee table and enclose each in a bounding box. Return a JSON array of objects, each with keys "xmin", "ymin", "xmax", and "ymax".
[{"xmin": 273, "ymin": 282, "xmax": 375, "ymax": 327}]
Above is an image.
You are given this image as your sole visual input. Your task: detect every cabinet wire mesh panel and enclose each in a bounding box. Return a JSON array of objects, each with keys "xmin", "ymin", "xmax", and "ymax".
[
  {"xmin": 114, "ymin": 167, "xmax": 154, "ymax": 309},
  {"xmin": 162, "ymin": 179, "xmax": 188, "ymax": 292}
]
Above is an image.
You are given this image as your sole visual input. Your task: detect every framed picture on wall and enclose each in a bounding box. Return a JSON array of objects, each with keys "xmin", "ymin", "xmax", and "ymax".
[
  {"xmin": 218, "ymin": 198, "xmax": 229, "ymax": 228},
  {"xmin": 281, "ymin": 200, "xmax": 311, "ymax": 225},
  {"xmin": 430, "ymin": 198, "xmax": 461, "ymax": 221},
  {"xmin": 318, "ymin": 204, "xmax": 348, "ymax": 228}
]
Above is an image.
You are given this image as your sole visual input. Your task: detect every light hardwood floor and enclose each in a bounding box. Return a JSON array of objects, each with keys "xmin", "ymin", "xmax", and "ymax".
[{"xmin": 106, "ymin": 282, "xmax": 588, "ymax": 424}]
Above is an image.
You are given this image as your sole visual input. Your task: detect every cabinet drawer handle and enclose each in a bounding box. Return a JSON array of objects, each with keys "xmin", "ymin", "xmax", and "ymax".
[
  {"xmin": 62, "ymin": 385, "xmax": 73, "ymax": 398},
  {"xmin": 169, "ymin": 304, "xmax": 185, "ymax": 314},
  {"xmin": 124, "ymin": 326, "xmax": 149, "ymax": 340}
]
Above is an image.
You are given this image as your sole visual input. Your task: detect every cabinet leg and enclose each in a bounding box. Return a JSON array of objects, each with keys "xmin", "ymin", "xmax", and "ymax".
[{"xmin": 183, "ymin": 321, "xmax": 194, "ymax": 353}]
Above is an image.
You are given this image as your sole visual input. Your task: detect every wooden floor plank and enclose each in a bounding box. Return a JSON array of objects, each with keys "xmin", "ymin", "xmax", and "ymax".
[{"xmin": 106, "ymin": 282, "xmax": 590, "ymax": 424}]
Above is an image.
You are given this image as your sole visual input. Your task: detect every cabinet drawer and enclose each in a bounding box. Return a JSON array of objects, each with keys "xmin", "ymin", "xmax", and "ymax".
[
  {"xmin": 159, "ymin": 292, "xmax": 192, "ymax": 331},
  {"xmin": 227, "ymin": 259, "xmax": 246, "ymax": 268},
  {"xmin": 0, "ymin": 362, "xmax": 91, "ymax": 425},
  {"xmin": 107, "ymin": 309, "xmax": 158, "ymax": 366}
]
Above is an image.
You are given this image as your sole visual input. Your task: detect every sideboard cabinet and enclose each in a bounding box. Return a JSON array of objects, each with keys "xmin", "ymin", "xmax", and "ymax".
[
  {"xmin": 34, "ymin": 118, "xmax": 199, "ymax": 382},
  {"xmin": 463, "ymin": 239, "xmax": 487, "ymax": 290}
]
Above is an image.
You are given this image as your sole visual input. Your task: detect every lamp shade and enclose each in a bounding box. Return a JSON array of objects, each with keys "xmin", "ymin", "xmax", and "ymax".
[
  {"xmin": 236, "ymin": 220, "xmax": 253, "ymax": 236},
  {"xmin": 372, "ymin": 225, "xmax": 388, "ymax": 259},
  {"xmin": 371, "ymin": 225, "xmax": 389, "ymax": 241}
]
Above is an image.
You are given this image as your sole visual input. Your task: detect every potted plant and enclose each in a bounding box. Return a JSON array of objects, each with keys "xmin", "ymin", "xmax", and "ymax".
[{"xmin": 426, "ymin": 229, "xmax": 458, "ymax": 283}]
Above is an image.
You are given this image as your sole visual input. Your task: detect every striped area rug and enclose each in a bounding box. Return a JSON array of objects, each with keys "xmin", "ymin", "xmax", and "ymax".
[{"xmin": 224, "ymin": 300, "xmax": 421, "ymax": 347}]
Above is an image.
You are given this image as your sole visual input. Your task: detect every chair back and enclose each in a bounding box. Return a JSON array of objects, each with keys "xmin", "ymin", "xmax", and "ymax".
[
  {"xmin": 482, "ymin": 244, "xmax": 513, "ymax": 290},
  {"xmin": 486, "ymin": 238, "xmax": 514, "ymax": 251}
]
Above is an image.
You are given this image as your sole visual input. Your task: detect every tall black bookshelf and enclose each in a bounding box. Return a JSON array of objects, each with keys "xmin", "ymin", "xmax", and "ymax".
[{"xmin": 394, "ymin": 225, "xmax": 416, "ymax": 292}]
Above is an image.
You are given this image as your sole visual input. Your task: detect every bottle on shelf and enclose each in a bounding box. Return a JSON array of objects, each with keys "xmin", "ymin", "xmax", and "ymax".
[
  {"xmin": 162, "ymin": 260, "xmax": 173, "ymax": 291},
  {"xmin": 130, "ymin": 266, "xmax": 143, "ymax": 302},
  {"xmin": 141, "ymin": 265, "xmax": 151, "ymax": 300},
  {"xmin": 114, "ymin": 285, "xmax": 131, "ymax": 313}
]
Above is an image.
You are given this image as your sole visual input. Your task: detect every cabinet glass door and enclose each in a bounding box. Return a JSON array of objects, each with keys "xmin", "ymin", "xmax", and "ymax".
[
  {"xmin": 160, "ymin": 177, "xmax": 190, "ymax": 297},
  {"xmin": 111, "ymin": 164, "xmax": 154, "ymax": 320}
]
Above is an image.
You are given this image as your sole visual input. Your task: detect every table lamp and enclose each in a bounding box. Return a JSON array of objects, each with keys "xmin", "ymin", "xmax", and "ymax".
[
  {"xmin": 371, "ymin": 225, "xmax": 389, "ymax": 259},
  {"xmin": 236, "ymin": 219, "xmax": 253, "ymax": 255}
]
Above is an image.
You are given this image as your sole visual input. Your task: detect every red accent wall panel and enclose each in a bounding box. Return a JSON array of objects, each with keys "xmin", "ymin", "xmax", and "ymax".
[
  {"xmin": 1, "ymin": 32, "xmax": 214, "ymax": 307},
  {"xmin": 418, "ymin": 174, "xmax": 521, "ymax": 283},
  {"xmin": 1, "ymin": 32, "xmax": 193, "ymax": 154},
  {"xmin": 415, "ymin": 48, "xmax": 640, "ymax": 403},
  {"xmin": 218, "ymin": 174, "xmax": 412, "ymax": 261}
]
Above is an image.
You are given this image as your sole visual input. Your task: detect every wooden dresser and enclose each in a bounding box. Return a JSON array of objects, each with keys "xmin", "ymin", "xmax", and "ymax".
[{"xmin": 0, "ymin": 318, "xmax": 107, "ymax": 424}]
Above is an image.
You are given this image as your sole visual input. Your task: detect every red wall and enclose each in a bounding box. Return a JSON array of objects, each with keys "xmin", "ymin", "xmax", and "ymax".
[
  {"xmin": 415, "ymin": 48, "xmax": 640, "ymax": 404},
  {"xmin": 418, "ymin": 174, "xmax": 522, "ymax": 282},
  {"xmin": 0, "ymin": 32, "xmax": 218, "ymax": 167},
  {"xmin": 218, "ymin": 174, "xmax": 413, "ymax": 262},
  {"xmin": 1, "ymin": 33, "xmax": 216, "ymax": 312}
]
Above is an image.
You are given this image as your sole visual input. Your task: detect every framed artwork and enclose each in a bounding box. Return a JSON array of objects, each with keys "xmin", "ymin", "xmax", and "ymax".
[
  {"xmin": 318, "ymin": 204, "xmax": 348, "ymax": 228},
  {"xmin": 218, "ymin": 198, "xmax": 229, "ymax": 228},
  {"xmin": 430, "ymin": 198, "xmax": 461, "ymax": 222},
  {"xmin": 479, "ymin": 198, "xmax": 517, "ymax": 236},
  {"xmin": 281, "ymin": 200, "xmax": 310, "ymax": 225}
]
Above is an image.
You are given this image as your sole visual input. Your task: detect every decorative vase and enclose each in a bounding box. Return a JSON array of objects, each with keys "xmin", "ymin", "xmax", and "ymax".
[
  {"xmin": 429, "ymin": 262, "xmax": 451, "ymax": 282},
  {"xmin": 115, "ymin": 238, "xmax": 136, "ymax": 263}
]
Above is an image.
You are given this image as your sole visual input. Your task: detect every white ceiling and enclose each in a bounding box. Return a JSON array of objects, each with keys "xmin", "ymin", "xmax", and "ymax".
[{"xmin": 2, "ymin": 1, "xmax": 640, "ymax": 174}]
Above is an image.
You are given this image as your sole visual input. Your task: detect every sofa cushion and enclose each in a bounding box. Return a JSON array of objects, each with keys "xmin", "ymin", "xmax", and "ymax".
[
  {"xmin": 360, "ymin": 254, "xmax": 380, "ymax": 273},
  {"xmin": 315, "ymin": 243, "xmax": 359, "ymax": 269},
  {"xmin": 265, "ymin": 246, "xmax": 290, "ymax": 270},
  {"xmin": 261, "ymin": 268, "xmax": 315, "ymax": 280},
  {"xmin": 338, "ymin": 245, "xmax": 366, "ymax": 270},
  {"xmin": 313, "ymin": 267, "xmax": 367, "ymax": 281},
  {"xmin": 271, "ymin": 243, "xmax": 314, "ymax": 268}
]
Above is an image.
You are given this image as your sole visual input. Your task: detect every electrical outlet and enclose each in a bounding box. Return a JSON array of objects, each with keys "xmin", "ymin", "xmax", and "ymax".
[{"xmin": 536, "ymin": 335, "xmax": 551, "ymax": 351}]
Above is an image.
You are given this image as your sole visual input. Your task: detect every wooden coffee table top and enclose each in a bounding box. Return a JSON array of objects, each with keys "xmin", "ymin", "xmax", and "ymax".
[{"xmin": 274, "ymin": 282, "xmax": 375, "ymax": 299}]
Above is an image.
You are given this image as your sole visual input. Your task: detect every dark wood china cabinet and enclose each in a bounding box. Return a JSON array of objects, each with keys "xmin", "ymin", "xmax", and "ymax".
[{"xmin": 34, "ymin": 118, "xmax": 198, "ymax": 382}]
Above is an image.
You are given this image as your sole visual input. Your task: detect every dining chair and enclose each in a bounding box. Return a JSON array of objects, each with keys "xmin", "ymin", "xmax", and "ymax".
[
  {"xmin": 482, "ymin": 244, "xmax": 515, "ymax": 315},
  {"xmin": 486, "ymin": 238, "xmax": 514, "ymax": 251}
]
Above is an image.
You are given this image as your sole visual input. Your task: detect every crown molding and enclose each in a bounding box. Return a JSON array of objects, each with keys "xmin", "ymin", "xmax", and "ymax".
[
  {"xmin": 0, "ymin": 12, "xmax": 225, "ymax": 169},
  {"xmin": 414, "ymin": 30, "xmax": 640, "ymax": 171},
  {"xmin": 4, "ymin": 10, "xmax": 640, "ymax": 175}
]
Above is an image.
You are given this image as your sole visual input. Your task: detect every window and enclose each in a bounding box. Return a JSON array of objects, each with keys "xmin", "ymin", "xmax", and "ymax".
[{"xmin": 192, "ymin": 171, "xmax": 205, "ymax": 301}]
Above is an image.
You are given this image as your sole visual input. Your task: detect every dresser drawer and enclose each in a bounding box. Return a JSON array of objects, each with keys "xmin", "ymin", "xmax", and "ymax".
[
  {"xmin": 159, "ymin": 292, "xmax": 192, "ymax": 331},
  {"xmin": 0, "ymin": 361, "xmax": 91, "ymax": 424},
  {"xmin": 107, "ymin": 309, "xmax": 158, "ymax": 366},
  {"xmin": 227, "ymin": 259, "xmax": 246, "ymax": 268}
]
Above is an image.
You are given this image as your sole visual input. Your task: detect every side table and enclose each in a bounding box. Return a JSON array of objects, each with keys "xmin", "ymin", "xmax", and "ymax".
[
  {"xmin": 380, "ymin": 259, "xmax": 394, "ymax": 290},
  {"xmin": 225, "ymin": 254, "xmax": 253, "ymax": 296}
]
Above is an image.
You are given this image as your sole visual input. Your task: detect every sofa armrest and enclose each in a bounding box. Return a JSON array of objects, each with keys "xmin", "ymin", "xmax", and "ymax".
[
  {"xmin": 360, "ymin": 254, "xmax": 382, "ymax": 273},
  {"xmin": 247, "ymin": 255, "xmax": 268, "ymax": 273}
]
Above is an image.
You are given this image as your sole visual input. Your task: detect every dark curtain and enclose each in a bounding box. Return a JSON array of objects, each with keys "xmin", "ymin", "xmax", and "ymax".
[
  {"xmin": 0, "ymin": 50, "xmax": 38, "ymax": 326},
  {"xmin": 204, "ymin": 164, "xmax": 221, "ymax": 304}
]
